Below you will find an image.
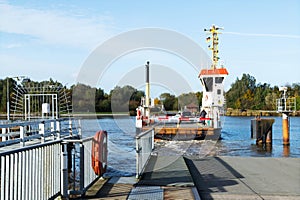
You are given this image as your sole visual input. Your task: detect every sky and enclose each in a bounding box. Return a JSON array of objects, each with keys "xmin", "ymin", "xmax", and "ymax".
[{"xmin": 1, "ymin": 0, "xmax": 300, "ymax": 97}]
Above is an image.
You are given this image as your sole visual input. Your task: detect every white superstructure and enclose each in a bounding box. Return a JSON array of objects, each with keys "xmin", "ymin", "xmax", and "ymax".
[{"xmin": 199, "ymin": 25, "xmax": 228, "ymax": 129}]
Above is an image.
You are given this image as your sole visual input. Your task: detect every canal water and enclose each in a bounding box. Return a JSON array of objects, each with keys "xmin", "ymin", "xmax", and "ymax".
[{"xmin": 80, "ymin": 116, "xmax": 300, "ymax": 177}]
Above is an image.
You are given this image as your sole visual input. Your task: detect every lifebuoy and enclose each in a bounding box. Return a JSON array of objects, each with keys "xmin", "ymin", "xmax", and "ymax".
[{"xmin": 91, "ymin": 130, "xmax": 107, "ymax": 176}]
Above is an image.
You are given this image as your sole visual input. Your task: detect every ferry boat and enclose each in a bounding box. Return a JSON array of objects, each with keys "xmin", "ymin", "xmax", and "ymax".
[{"xmin": 136, "ymin": 25, "xmax": 229, "ymax": 140}]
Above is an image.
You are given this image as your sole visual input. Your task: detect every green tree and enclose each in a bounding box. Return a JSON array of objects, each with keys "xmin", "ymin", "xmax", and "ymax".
[
  {"xmin": 72, "ymin": 83, "xmax": 96, "ymax": 112},
  {"xmin": 265, "ymin": 92, "xmax": 278, "ymax": 110},
  {"xmin": 110, "ymin": 85, "xmax": 144, "ymax": 113},
  {"xmin": 160, "ymin": 93, "xmax": 176, "ymax": 111},
  {"xmin": 178, "ymin": 92, "xmax": 199, "ymax": 110},
  {"xmin": 253, "ymin": 83, "xmax": 271, "ymax": 110},
  {"xmin": 226, "ymin": 74, "xmax": 257, "ymax": 109}
]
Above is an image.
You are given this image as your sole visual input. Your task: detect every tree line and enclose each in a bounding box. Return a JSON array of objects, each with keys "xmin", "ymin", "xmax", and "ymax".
[
  {"xmin": 0, "ymin": 73, "xmax": 299, "ymax": 114},
  {"xmin": 226, "ymin": 74, "xmax": 300, "ymax": 110}
]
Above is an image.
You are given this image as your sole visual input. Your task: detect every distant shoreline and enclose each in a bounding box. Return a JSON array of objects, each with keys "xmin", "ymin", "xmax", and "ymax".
[
  {"xmin": 225, "ymin": 109, "xmax": 300, "ymax": 117},
  {"xmin": 1, "ymin": 110, "xmax": 299, "ymax": 120},
  {"xmin": 0, "ymin": 112, "xmax": 130, "ymax": 120}
]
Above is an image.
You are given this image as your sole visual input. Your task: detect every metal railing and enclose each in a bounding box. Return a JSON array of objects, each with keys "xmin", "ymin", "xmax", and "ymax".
[
  {"xmin": 66, "ymin": 137, "xmax": 99, "ymax": 196},
  {"xmin": 0, "ymin": 118, "xmax": 81, "ymax": 148},
  {"xmin": 0, "ymin": 118, "xmax": 86, "ymax": 200},
  {"xmin": 0, "ymin": 140, "xmax": 62, "ymax": 200},
  {"xmin": 0, "ymin": 117, "xmax": 108, "ymax": 199},
  {"xmin": 0, "ymin": 136, "xmax": 103, "ymax": 200},
  {"xmin": 135, "ymin": 128, "xmax": 154, "ymax": 178},
  {"xmin": 276, "ymin": 97, "xmax": 296, "ymax": 112}
]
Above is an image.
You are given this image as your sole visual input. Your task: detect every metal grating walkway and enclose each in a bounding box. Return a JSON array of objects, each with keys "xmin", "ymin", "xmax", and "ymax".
[{"xmin": 127, "ymin": 186, "xmax": 163, "ymax": 200}]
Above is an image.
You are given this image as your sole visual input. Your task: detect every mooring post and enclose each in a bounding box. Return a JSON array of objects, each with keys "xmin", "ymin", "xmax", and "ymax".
[
  {"xmin": 266, "ymin": 127, "xmax": 272, "ymax": 146},
  {"xmin": 283, "ymin": 145, "xmax": 290, "ymax": 157},
  {"xmin": 282, "ymin": 113, "xmax": 290, "ymax": 146},
  {"xmin": 251, "ymin": 118, "xmax": 274, "ymax": 146}
]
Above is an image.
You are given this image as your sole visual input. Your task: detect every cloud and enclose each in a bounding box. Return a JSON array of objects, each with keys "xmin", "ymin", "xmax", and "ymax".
[
  {"xmin": 223, "ymin": 31, "xmax": 300, "ymax": 39},
  {"xmin": 0, "ymin": 3, "xmax": 116, "ymax": 49},
  {"xmin": 4, "ymin": 43, "xmax": 22, "ymax": 49},
  {"xmin": 0, "ymin": 53, "xmax": 77, "ymax": 84}
]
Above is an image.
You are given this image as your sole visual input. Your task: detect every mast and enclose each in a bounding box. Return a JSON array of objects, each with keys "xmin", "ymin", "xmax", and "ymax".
[
  {"xmin": 199, "ymin": 25, "xmax": 228, "ymax": 129},
  {"xmin": 204, "ymin": 24, "xmax": 224, "ymax": 69}
]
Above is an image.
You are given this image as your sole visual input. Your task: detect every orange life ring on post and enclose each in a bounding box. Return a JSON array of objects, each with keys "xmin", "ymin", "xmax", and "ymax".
[{"xmin": 91, "ymin": 130, "xmax": 107, "ymax": 176}]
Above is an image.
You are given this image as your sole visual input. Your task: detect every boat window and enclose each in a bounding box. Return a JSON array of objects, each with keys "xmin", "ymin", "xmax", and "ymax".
[
  {"xmin": 215, "ymin": 77, "xmax": 224, "ymax": 84},
  {"xmin": 217, "ymin": 89, "xmax": 221, "ymax": 95},
  {"xmin": 203, "ymin": 77, "xmax": 213, "ymax": 92}
]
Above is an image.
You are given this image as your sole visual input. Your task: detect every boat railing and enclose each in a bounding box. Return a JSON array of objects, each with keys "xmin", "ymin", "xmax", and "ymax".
[{"xmin": 135, "ymin": 128, "xmax": 155, "ymax": 178}]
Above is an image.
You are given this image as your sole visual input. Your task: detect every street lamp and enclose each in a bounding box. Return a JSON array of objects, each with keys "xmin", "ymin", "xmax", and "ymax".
[{"xmin": 7, "ymin": 76, "xmax": 26, "ymax": 121}]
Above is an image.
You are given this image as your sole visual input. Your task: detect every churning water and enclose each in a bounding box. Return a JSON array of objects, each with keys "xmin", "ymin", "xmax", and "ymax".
[{"xmin": 80, "ymin": 116, "xmax": 300, "ymax": 176}]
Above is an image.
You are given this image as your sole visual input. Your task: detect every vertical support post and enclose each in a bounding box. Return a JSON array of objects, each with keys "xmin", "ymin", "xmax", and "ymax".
[
  {"xmin": 25, "ymin": 94, "xmax": 27, "ymax": 120},
  {"xmin": 78, "ymin": 119, "xmax": 82, "ymax": 139},
  {"xmin": 7, "ymin": 78, "xmax": 10, "ymax": 121},
  {"xmin": 136, "ymin": 140, "xmax": 139, "ymax": 179},
  {"xmin": 145, "ymin": 61, "xmax": 150, "ymax": 124},
  {"xmin": 61, "ymin": 143, "xmax": 68, "ymax": 199},
  {"xmin": 52, "ymin": 94, "xmax": 55, "ymax": 119},
  {"xmin": 2, "ymin": 128, "xmax": 6, "ymax": 141},
  {"xmin": 20, "ymin": 125, "xmax": 25, "ymax": 147},
  {"xmin": 39, "ymin": 121, "xmax": 45, "ymax": 143},
  {"xmin": 51, "ymin": 121, "xmax": 55, "ymax": 137},
  {"xmin": 69, "ymin": 119, "xmax": 72, "ymax": 136},
  {"xmin": 56, "ymin": 94, "xmax": 58, "ymax": 119},
  {"xmin": 282, "ymin": 113, "xmax": 290, "ymax": 146},
  {"xmin": 79, "ymin": 143, "xmax": 84, "ymax": 193},
  {"xmin": 151, "ymin": 128, "xmax": 154, "ymax": 150},
  {"xmin": 56, "ymin": 120, "xmax": 61, "ymax": 139}
]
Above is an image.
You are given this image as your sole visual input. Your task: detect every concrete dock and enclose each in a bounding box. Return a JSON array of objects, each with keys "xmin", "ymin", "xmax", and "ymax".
[{"xmin": 82, "ymin": 156, "xmax": 300, "ymax": 200}]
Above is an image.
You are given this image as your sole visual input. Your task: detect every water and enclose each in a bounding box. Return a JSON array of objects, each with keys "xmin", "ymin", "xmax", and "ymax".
[
  {"xmin": 80, "ymin": 117, "xmax": 137, "ymax": 176},
  {"xmin": 80, "ymin": 116, "xmax": 300, "ymax": 176}
]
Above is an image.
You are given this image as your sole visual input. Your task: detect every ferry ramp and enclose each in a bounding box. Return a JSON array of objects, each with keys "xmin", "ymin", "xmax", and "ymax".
[{"xmin": 82, "ymin": 155, "xmax": 300, "ymax": 200}]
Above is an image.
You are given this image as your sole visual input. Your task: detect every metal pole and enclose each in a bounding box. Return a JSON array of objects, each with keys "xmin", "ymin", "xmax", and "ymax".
[
  {"xmin": 39, "ymin": 121, "xmax": 45, "ymax": 143},
  {"xmin": 282, "ymin": 113, "xmax": 290, "ymax": 145},
  {"xmin": 56, "ymin": 120, "xmax": 61, "ymax": 139},
  {"xmin": 20, "ymin": 125, "xmax": 25, "ymax": 147},
  {"xmin": 52, "ymin": 94, "xmax": 55, "ymax": 119},
  {"xmin": 145, "ymin": 61, "xmax": 150, "ymax": 124},
  {"xmin": 7, "ymin": 78, "xmax": 10, "ymax": 121},
  {"xmin": 55, "ymin": 94, "xmax": 58, "ymax": 119},
  {"xmin": 61, "ymin": 143, "xmax": 69, "ymax": 199}
]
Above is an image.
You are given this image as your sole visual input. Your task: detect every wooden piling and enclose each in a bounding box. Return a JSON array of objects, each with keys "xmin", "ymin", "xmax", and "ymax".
[{"xmin": 251, "ymin": 118, "xmax": 274, "ymax": 146}]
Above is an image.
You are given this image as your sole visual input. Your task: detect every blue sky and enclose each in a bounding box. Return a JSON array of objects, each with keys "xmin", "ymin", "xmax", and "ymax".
[{"xmin": 1, "ymin": 0, "xmax": 300, "ymax": 97}]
